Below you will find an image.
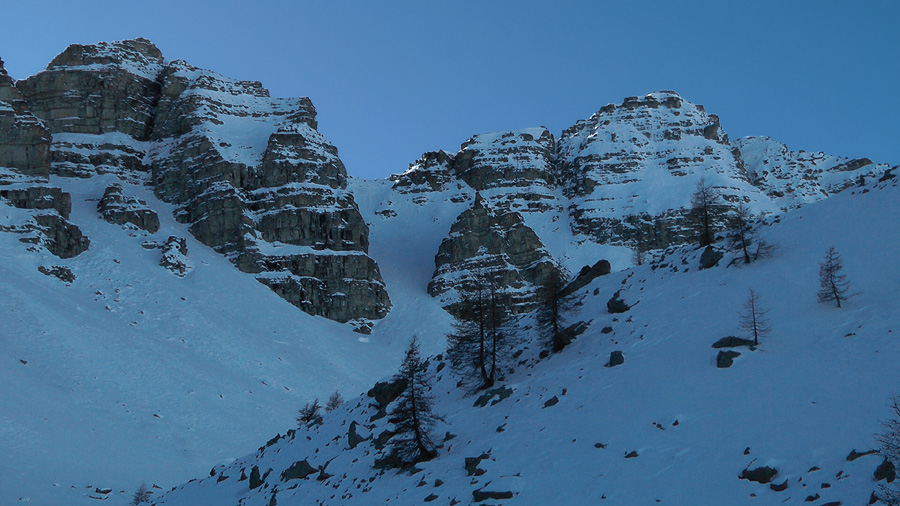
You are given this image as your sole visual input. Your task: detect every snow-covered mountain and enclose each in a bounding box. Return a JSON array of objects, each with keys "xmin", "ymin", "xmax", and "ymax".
[{"xmin": 1, "ymin": 38, "xmax": 898, "ymax": 505}]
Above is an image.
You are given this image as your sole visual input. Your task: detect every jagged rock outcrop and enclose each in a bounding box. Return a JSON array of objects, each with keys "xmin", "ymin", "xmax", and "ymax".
[
  {"xmin": 98, "ymin": 183, "xmax": 160, "ymax": 233},
  {"xmin": 428, "ymin": 193, "xmax": 562, "ymax": 314},
  {"xmin": 734, "ymin": 136, "xmax": 891, "ymax": 209},
  {"xmin": 557, "ymin": 91, "xmax": 772, "ymax": 248},
  {"xmin": 33, "ymin": 213, "xmax": 90, "ymax": 258},
  {"xmin": 146, "ymin": 58, "xmax": 389, "ymax": 323},
  {"xmin": 0, "ymin": 185, "xmax": 71, "ymax": 217},
  {"xmin": 160, "ymin": 235, "xmax": 189, "ymax": 276},
  {"xmin": 390, "ymin": 150, "xmax": 456, "ymax": 194},
  {"xmin": 0, "ymin": 59, "xmax": 50, "ymax": 178},
  {"xmin": 10, "ymin": 39, "xmax": 390, "ymax": 323},
  {"xmin": 16, "ymin": 38, "xmax": 163, "ymax": 177}
]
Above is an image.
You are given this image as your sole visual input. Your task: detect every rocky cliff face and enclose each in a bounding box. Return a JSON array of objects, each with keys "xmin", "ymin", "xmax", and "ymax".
[
  {"xmin": 0, "ymin": 59, "xmax": 50, "ymax": 178},
  {"xmin": 556, "ymin": 91, "xmax": 772, "ymax": 247},
  {"xmin": 734, "ymin": 136, "xmax": 892, "ymax": 209},
  {"xmin": 8, "ymin": 39, "xmax": 390, "ymax": 325},
  {"xmin": 428, "ymin": 194, "xmax": 561, "ymax": 315}
]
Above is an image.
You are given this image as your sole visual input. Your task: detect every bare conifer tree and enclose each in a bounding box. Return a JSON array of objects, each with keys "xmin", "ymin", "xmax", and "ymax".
[
  {"xmin": 738, "ymin": 288, "xmax": 771, "ymax": 346},
  {"xmin": 690, "ymin": 178, "xmax": 723, "ymax": 246},
  {"xmin": 325, "ymin": 390, "xmax": 343, "ymax": 412},
  {"xmin": 131, "ymin": 482, "xmax": 151, "ymax": 505},
  {"xmin": 536, "ymin": 270, "xmax": 576, "ymax": 352},
  {"xmin": 389, "ymin": 336, "xmax": 442, "ymax": 465},
  {"xmin": 817, "ymin": 247, "xmax": 851, "ymax": 308},
  {"xmin": 296, "ymin": 398, "xmax": 322, "ymax": 426},
  {"xmin": 446, "ymin": 271, "xmax": 513, "ymax": 389},
  {"xmin": 728, "ymin": 203, "xmax": 774, "ymax": 265}
]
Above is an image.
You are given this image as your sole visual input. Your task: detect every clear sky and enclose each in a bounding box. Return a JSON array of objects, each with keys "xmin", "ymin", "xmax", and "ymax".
[{"xmin": 1, "ymin": 1, "xmax": 897, "ymax": 179}]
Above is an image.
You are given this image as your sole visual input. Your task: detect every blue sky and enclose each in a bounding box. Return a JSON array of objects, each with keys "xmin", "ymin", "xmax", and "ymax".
[{"xmin": 1, "ymin": 1, "xmax": 897, "ymax": 179}]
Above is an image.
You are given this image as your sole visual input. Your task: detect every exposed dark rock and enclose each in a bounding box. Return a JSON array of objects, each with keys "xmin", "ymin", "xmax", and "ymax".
[
  {"xmin": 34, "ymin": 214, "xmax": 89, "ymax": 258},
  {"xmin": 712, "ymin": 336, "xmax": 756, "ymax": 349},
  {"xmin": 0, "ymin": 186, "xmax": 70, "ymax": 217},
  {"xmin": 875, "ymin": 457, "xmax": 896, "ymax": 482},
  {"xmin": 770, "ymin": 480, "xmax": 788, "ymax": 492},
  {"xmin": 0, "ymin": 60, "xmax": 51, "ymax": 177},
  {"xmin": 543, "ymin": 396, "xmax": 559, "ymax": 408},
  {"xmin": 367, "ymin": 378, "xmax": 408, "ymax": 410},
  {"xmin": 472, "ymin": 489, "xmax": 513, "ymax": 502},
  {"xmin": 625, "ymin": 451, "xmax": 639, "ymax": 458},
  {"xmin": 390, "ymin": 151, "xmax": 456, "ymax": 194},
  {"xmin": 561, "ymin": 260, "xmax": 611, "ymax": 297},
  {"xmin": 699, "ymin": 245, "xmax": 723, "ymax": 269},
  {"xmin": 347, "ymin": 421, "xmax": 366, "ymax": 449},
  {"xmin": 249, "ymin": 465, "xmax": 263, "ymax": 489},
  {"xmin": 98, "ymin": 183, "xmax": 160, "ymax": 233},
  {"xmin": 159, "ymin": 236, "xmax": 188, "ymax": 276},
  {"xmin": 607, "ymin": 351, "xmax": 625, "ymax": 368},
  {"xmin": 14, "ymin": 39, "xmax": 390, "ymax": 323},
  {"xmin": 280, "ymin": 460, "xmax": 316, "ymax": 481},
  {"xmin": 606, "ymin": 292, "xmax": 630, "ymax": 314},
  {"xmin": 465, "ymin": 454, "xmax": 489, "ymax": 476},
  {"xmin": 740, "ymin": 466, "xmax": 778, "ymax": 484},
  {"xmin": 846, "ymin": 449, "xmax": 878, "ymax": 461},
  {"xmin": 716, "ymin": 350, "xmax": 741, "ymax": 368},
  {"xmin": 38, "ymin": 265, "xmax": 75, "ymax": 283},
  {"xmin": 428, "ymin": 194, "xmax": 562, "ymax": 315},
  {"xmin": 473, "ymin": 386, "xmax": 513, "ymax": 408}
]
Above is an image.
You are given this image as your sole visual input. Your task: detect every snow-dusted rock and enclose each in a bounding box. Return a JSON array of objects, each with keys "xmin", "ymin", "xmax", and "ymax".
[
  {"xmin": 734, "ymin": 135, "xmax": 891, "ymax": 209},
  {"xmin": 428, "ymin": 193, "xmax": 561, "ymax": 315},
  {"xmin": 0, "ymin": 59, "xmax": 50, "ymax": 177},
  {"xmin": 12, "ymin": 39, "xmax": 390, "ymax": 323},
  {"xmin": 557, "ymin": 91, "xmax": 769, "ymax": 247},
  {"xmin": 98, "ymin": 182, "xmax": 160, "ymax": 233}
]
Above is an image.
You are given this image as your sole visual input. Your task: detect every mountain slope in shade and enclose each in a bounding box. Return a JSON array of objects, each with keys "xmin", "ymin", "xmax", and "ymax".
[{"xmin": 152, "ymin": 177, "xmax": 900, "ymax": 506}]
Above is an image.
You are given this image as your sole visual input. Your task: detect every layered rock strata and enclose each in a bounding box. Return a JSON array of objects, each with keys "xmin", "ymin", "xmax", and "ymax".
[
  {"xmin": 428, "ymin": 194, "xmax": 562, "ymax": 315},
  {"xmin": 556, "ymin": 91, "xmax": 771, "ymax": 247},
  {"xmin": 0, "ymin": 59, "xmax": 50, "ymax": 177},
  {"xmin": 11, "ymin": 39, "xmax": 389, "ymax": 323},
  {"xmin": 734, "ymin": 136, "xmax": 891, "ymax": 209},
  {"xmin": 98, "ymin": 183, "xmax": 160, "ymax": 233}
]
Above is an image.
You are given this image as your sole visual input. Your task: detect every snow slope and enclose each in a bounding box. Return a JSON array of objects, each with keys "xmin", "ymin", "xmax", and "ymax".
[
  {"xmin": 0, "ymin": 174, "xmax": 446, "ymax": 505},
  {"xmin": 150, "ymin": 177, "xmax": 900, "ymax": 505}
]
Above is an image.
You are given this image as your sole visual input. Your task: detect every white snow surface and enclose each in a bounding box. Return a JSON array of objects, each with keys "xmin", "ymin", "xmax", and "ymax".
[
  {"xmin": 0, "ymin": 174, "xmax": 445, "ymax": 506},
  {"xmin": 149, "ymin": 177, "xmax": 900, "ymax": 505}
]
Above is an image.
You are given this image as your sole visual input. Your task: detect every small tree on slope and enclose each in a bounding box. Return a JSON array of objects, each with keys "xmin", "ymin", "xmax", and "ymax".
[
  {"xmin": 738, "ymin": 288, "xmax": 771, "ymax": 346},
  {"xmin": 535, "ymin": 270, "xmax": 577, "ymax": 352},
  {"xmin": 446, "ymin": 272, "xmax": 513, "ymax": 389},
  {"xmin": 131, "ymin": 482, "xmax": 151, "ymax": 505},
  {"xmin": 390, "ymin": 336, "xmax": 442, "ymax": 465},
  {"xmin": 728, "ymin": 203, "xmax": 773, "ymax": 265},
  {"xmin": 297, "ymin": 398, "xmax": 322, "ymax": 426},
  {"xmin": 878, "ymin": 397, "xmax": 900, "ymax": 505},
  {"xmin": 817, "ymin": 246, "xmax": 851, "ymax": 308},
  {"xmin": 690, "ymin": 177, "xmax": 723, "ymax": 247}
]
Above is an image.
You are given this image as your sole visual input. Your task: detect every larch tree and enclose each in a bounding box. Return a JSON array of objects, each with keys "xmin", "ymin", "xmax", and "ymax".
[
  {"xmin": 690, "ymin": 177, "xmax": 723, "ymax": 246},
  {"xmin": 535, "ymin": 270, "xmax": 576, "ymax": 352},
  {"xmin": 817, "ymin": 246, "xmax": 851, "ymax": 308},
  {"xmin": 325, "ymin": 390, "xmax": 343, "ymax": 412},
  {"xmin": 738, "ymin": 288, "xmax": 771, "ymax": 346},
  {"xmin": 389, "ymin": 336, "xmax": 442, "ymax": 465},
  {"xmin": 728, "ymin": 203, "xmax": 773, "ymax": 265},
  {"xmin": 296, "ymin": 398, "xmax": 322, "ymax": 426},
  {"xmin": 446, "ymin": 272, "xmax": 512, "ymax": 389}
]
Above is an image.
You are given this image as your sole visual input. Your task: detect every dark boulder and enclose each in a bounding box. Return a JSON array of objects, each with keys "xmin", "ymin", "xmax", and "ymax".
[
  {"xmin": 875, "ymin": 457, "xmax": 896, "ymax": 482},
  {"xmin": 712, "ymin": 336, "xmax": 755, "ymax": 349},
  {"xmin": 699, "ymin": 245, "xmax": 723, "ymax": 269},
  {"xmin": 740, "ymin": 466, "xmax": 777, "ymax": 484},
  {"xmin": 607, "ymin": 350, "xmax": 625, "ymax": 367},
  {"xmin": 717, "ymin": 350, "xmax": 741, "ymax": 368}
]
